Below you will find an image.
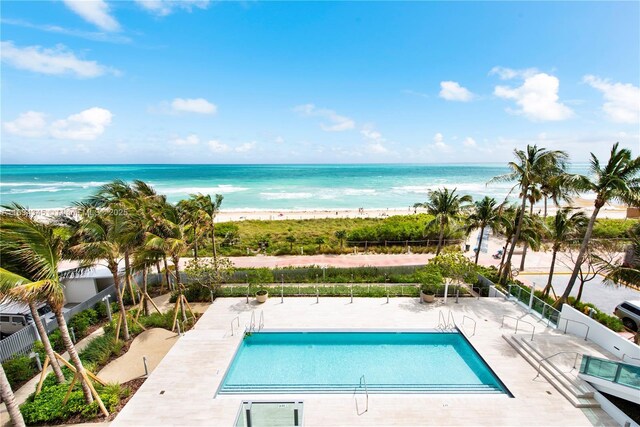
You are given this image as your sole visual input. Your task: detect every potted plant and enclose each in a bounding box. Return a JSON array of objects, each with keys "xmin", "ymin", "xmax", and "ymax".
[
  {"xmin": 255, "ymin": 288, "xmax": 269, "ymax": 303},
  {"xmin": 420, "ymin": 284, "xmax": 436, "ymax": 303}
]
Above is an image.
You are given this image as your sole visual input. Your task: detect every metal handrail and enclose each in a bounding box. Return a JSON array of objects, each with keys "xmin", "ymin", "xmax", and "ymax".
[
  {"xmin": 249, "ymin": 311, "xmax": 256, "ymax": 332},
  {"xmin": 231, "ymin": 316, "xmax": 240, "ymax": 336},
  {"xmin": 557, "ymin": 316, "xmax": 590, "ymax": 341},
  {"xmin": 438, "ymin": 311, "xmax": 447, "ymax": 329},
  {"xmin": 622, "ymin": 353, "xmax": 640, "ymax": 365},
  {"xmin": 533, "ymin": 351, "xmax": 581, "ymax": 380},
  {"xmin": 501, "ymin": 315, "xmax": 536, "ymax": 341},
  {"xmin": 447, "ymin": 311, "xmax": 456, "ymax": 329},
  {"xmin": 357, "ymin": 374, "xmax": 369, "ymax": 413},
  {"xmin": 462, "ymin": 315, "xmax": 477, "ymax": 337},
  {"xmin": 258, "ymin": 310, "xmax": 264, "ymax": 331}
]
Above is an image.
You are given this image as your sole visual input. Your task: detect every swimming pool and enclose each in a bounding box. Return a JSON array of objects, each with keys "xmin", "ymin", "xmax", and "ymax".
[{"xmin": 219, "ymin": 331, "xmax": 509, "ymax": 394}]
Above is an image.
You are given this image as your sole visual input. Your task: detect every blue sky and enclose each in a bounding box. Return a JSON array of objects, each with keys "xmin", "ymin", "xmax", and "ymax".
[{"xmin": 1, "ymin": 1, "xmax": 638, "ymax": 164}]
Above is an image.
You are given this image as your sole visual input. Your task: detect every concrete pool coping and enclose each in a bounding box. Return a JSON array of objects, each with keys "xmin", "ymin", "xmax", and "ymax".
[{"xmin": 112, "ymin": 297, "xmax": 619, "ymax": 426}]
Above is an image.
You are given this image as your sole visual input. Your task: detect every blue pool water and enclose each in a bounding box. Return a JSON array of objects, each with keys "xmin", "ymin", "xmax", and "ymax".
[{"xmin": 219, "ymin": 332, "xmax": 508, "ymax": 394}]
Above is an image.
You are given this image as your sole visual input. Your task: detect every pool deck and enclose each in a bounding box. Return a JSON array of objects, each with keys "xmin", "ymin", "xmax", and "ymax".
[{"xmin": 112, "ymin": 297, "xmax": 618, "ymax": 426}]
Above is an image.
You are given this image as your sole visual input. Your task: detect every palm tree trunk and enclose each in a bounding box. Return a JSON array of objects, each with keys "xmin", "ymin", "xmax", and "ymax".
[
  {"xmin": 435, "ymin": 224, "xmax": 445, "ymax": 256},
  {"xmin": 54, "ymin": 309, "xmax": 93, "ymax": 404},
  {"xmin": 542, "ymin": 248, "xmax": 558, "ymax": 298},
  {"xmin": 28, "ymin": 302, "xmax": 64, "ymax": 383},
  {"xmin": 499, "ymin": 240, "xmax": 510, "ymax": 273},
  {"xmin": 519, "ymin": 203, "xmax": 534, "ymax": 271},
  {"xmin": 474, "ymin": 225, "xmax": 485, "ymax": 264},
  {"xmin": 211, "ymin": 225, "xmax": 218, "ymax": 262},
  {"xmin": 111, "ymin": 269, "xmax": 130, "ymax": 341},
  {"xmin": 558, "ymin": 205, "xmax": 601, "ymax": 306},
  {"xmin": 193, "ymin": 224, "xmax": 198, "ymax": 260},
  {"xmin": 162, "ymin": 255, "xmax": 171, "ymax": 292},
  {"xmin": 142, "ymin": 267, "xmax": 149, "ymax": 316},
  {"xmin": 124, "ymin": 251, "xmax": 136, "ymax": 305},
  {"xmin": 544, "ymin": 198, "xmax": 548, "ymax": 218},
  {"xmin": 0, "ymin": 363, "xmax": 25, "ymax": 427},
  {"xmin": 173, "ymin": 256, "xmax": 186, "ymax": 323},
  {"xmin": 501, "ymin": 191, "xmax": 528, "ymax": 283}
]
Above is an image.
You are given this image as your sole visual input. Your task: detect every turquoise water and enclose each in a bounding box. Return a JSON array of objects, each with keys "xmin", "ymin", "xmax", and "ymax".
[
  {"xmin": 219, "ymin": 332, "xmax": 507, "ymax": 394},
  {"xmin": 0, "ymin": 164, "xmax": 590, "ymax": 210}
]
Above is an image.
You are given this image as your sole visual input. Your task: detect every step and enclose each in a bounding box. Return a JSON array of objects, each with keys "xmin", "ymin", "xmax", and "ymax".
[
  {"xmin": 517, "ymin": 337, "xmax": 594, "ymax": 397},
  {"xmin": 502, "ymin": 335, "xmax": 599, "ymax": 408},
  {"xmin": 514, "ymin": 337, "xmax": 592, "ymax": 398}
]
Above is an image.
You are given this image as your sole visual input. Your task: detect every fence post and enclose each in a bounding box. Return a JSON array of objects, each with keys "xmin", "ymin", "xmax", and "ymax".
[
  {"xmin": 70, "ymin": 327, "xmax": 76, "ymax": 343},
  {"xmin": 528, "ymin": 284, "xmax": 535, "ymax": 313},
  {"xmin": 33, "ymin": 352, "xmax": 42, "ymax": 371},
  {"xmin": 31, "ymin": 322, "xmax": 41, "ymax": 342},
  {"xmin": 104, "ymin": 295, "xmax": 112, "ymax": 322}
]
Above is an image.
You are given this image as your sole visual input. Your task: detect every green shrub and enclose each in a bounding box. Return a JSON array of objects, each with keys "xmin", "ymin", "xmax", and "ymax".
[
  {"xmin": 3, "ymin": 355, "xmax": 37, "ymax": 388},
  {"xmin": 20, "ymin": 382, "xmax": 124, "ymax": 425},
  {"xmin": 33, "ymin": 341, "xmax": 46, "ymax": 364},
  {"xmin": 79, "ymin": 333, "xmax": 123, "ymax": 366},
  {"xmin": 47, "ymin": 330, "xmax": 65, "ymax": 353},
  {"xmin": 139, "ymin": 310, "xmax": 175, "ymax": 329}
]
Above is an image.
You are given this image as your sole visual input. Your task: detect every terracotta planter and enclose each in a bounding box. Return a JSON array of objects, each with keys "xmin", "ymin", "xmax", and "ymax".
[
  {"xmin": 256, "ymin": 291, "xmax": 268, "ymax": 303},
  {"xmin": 421, "ymin": 291, "xmax": 435, "ymax": 303}
]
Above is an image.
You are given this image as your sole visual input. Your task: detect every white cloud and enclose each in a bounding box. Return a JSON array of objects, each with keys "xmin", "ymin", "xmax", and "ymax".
[
  {"xmin": 432, "ymin": 133, "xmax": 451, "ymax": 152},
  {"xmin": 63, "ymin": 0, "xmax": 120, "ymax": 32},
  {"xmin": 293, "ymin": 104, "xmax": 355, "ymax": 132},
  {"xmin": 208, "ymin": 140, "xmax": 230, "ymax": 153},
  {"xmin": 360, "ymin": 124, "xmax": 390, "ymax": 154},
  {"xmin": 439, "ymin": 81, "xmax": 474, "ymax": 102},
  {"xmin": 135, "ymin": 0, "xmax": 210, "ymax": 16},
  {"xmin": 274, "ymin": 136, "xmax": 285, "ymax": 144},
  {"xmin": 171, "ymin": 98, "xmax": 217, "ymax": 115},
  {"xmin": 489, "ymin": 66, "xmax": 538, "ymax": 80},
  {"xmin": 3, "ymin": 111, "xmax": 48, "ymax": 137},
  {"xmin": 1, "ymin": 18, "xmax": 132, "ymax": 44},
  {"xmin": 583, "ymin": 75, "xmax": 640, "ymax": 124},
  {"xmin": 0, "ymin": 41, "xmax": 117, "ymax": 78},
  {"xmin": 4, "ymin": 108, "xmax": 112, "ymax": 141},
  {"xmin": 235, "ymin": 141, "xmax": 257, "ymax": 153},
  {"xmin": 171, "ymin": 134, "xmax": 200, "ymax": 146},
  {"xmin": 494, "ymin": 72, "xmax": 574, "ymax": 121},
  {"xmin": 50, "ymin": 107, "xmax": 113, "ymax": 140},
  {"xmin": 463, "ymin": 137, "xmax": 477, "ymax": 147}
]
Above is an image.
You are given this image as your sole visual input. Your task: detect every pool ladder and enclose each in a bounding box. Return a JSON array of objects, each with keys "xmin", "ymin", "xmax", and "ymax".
[
  {"xmin": 354, "ymin": 374, "xmax": 368, "ymax": 415},
  {"xmin": 247, "ymin": 310, "xmax": 265, "ymax": 333},
  {"xmin": 438, "ymin": 310, "xmax": 477, "ymax": 337}
]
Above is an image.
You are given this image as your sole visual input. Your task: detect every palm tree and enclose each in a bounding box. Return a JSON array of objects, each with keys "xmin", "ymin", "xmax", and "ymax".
[
  {"xmin": 541, "ymin": 208, "xmax": 587, "ymax": 298},
  {"xmin": 315, "ymin": 236, "xmax": 326, "ymax": 252},
  {"xmin": 540, "ymin": 173, "xmax": 573, "ymax": 218},
  {"xmin": 415, "ymin": 188, "xmax": 472, "ymax": 256},
  {"xmin": 145, "ymin": 203, "xmax": 190, "ymax": 310},
  {"xmin": 558, "ymin": 143, "xmax": 640, "ymax": 306},
  {"xmin": 465, "ymin": 197, "xmax": 503, "ymax": 264},
  {"xmin": 67, "ymin": 207, "xmax": 132, "ymax": 341},
  {"xmin": 595, "ymin": 226, "xmax": 640, "ymax": 286},
  {"xmin": 490, "ymin": 145, "xmax": 568, "ymax": 283},
  {"xmin": 0, "ymin": 210, "xmax": 93, "ymax": 403},
  {"xmin": 0, "ymin": 209, "xmax": 65, "ymax": 384},
  {"xmin": 285, "ymin": 234, "xmax": 297, "ymax": 252},
  {"xmin": 518, "ymin": 185, "xmax": 542, "ymax": 271},
  {"xmin": 334, "ymin": 230, "xmax": 347, "ymax": 251},
  {"xmin": 177, "ymin": 196, "xmax": 206, "ymax": 259},
  {"xmin": 194, "ymin": 194, "xmax": 224, "ymax": 261},
  {"xmin": 0, "ymin": 362, "xmax": 25, "ymax": 427}
]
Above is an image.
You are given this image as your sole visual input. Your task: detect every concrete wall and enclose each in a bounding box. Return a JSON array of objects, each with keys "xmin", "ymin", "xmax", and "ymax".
[
  {"xmin": 559, "ymin": 304, "xmax": 639, "ymax": 360},
  {"xmin": 63, "ymin": 278, "xmax": 97, "ymax": 304}
]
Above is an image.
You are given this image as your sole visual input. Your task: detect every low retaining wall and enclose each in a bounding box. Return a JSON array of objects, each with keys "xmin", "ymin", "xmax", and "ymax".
[{"xmin": 559, "ymin": 304, "xmax": 639, "ymax": 360}]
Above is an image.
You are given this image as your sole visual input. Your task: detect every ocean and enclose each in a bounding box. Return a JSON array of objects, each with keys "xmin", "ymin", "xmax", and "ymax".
[{"xmin": 0, "ymin": 164, "xmax": 588, "ymax": 210}]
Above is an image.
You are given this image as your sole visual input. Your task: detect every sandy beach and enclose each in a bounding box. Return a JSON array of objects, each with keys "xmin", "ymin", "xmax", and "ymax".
[{"xmin": 26, "ymin": 199, "xmax": 632, "ymax": 223}]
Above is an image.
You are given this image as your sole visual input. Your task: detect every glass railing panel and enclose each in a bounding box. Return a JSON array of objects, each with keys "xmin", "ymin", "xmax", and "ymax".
[
  {"xmin": 617, "ymin": 364, "xmax": 640, "ymax": 390},
  {"xmin": 583, "ymin": 357, "xmax": 618, "ymax": 381}
]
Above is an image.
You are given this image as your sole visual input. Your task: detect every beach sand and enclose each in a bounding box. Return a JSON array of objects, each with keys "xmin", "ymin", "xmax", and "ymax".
[{"xmin": 27, "ymin": 198, "xmax": 632, "ymax": 223}]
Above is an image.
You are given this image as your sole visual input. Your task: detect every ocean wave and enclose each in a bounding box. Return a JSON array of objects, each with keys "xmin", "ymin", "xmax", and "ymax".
[
  {"xmin": 0, "ymin": 181, "xmax": 106, "ymax": 188},
  {"xmin": 260, "ymin": 192, "xmax": 314, "ymax": 200},
  {"xmin": 159, "ymin": 185, "xmax": 249, "ymax": 195},
  {"xmin": 3, "ymin": 187, "xmax": 77, "ymax": 194}
]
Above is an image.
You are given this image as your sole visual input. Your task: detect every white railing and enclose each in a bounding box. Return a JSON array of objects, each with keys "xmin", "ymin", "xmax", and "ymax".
[
  {"xmin": 0, "ymin": 324, "xmax": 40, "ymax": 362},
  {"xmin": 0, "ymin": 285, "xmax": 116, "ymax": 363}
]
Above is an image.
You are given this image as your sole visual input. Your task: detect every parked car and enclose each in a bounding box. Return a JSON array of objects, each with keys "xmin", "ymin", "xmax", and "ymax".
[
  {"xmin": 614, "ymin": 300, "xmax": 640, "ymax": 332},
  {"xmin": 0, "ymin": 301, "xmax": 54, "ymax": 339}
]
